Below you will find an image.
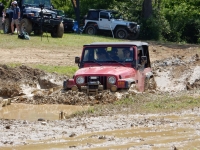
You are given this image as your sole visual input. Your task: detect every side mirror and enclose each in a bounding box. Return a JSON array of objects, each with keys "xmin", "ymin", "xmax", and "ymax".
[{"xmin": 75, "ymin": 57, "xmax": 80, "ymax": 64}]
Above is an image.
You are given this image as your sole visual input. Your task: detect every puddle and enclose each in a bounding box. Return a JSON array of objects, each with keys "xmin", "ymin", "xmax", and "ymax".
[
  {"xmin": 1, "ymin": 125, "xmax": 200, "ymax": 150},
  {"xmin": 0, "ymin": 103, "xmax": 88, "ymax": 121},
  {"xmin": 1, "ymin": 109, "xmax": 200, "ymax": 149}
]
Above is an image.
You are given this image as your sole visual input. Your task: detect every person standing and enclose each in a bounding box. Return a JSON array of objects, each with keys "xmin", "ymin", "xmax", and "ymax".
[
  {"xmin": 0, "ymin": 1, "xmax": 5, "ymax": 32},
  {"xmin": 10, "ymin": 1, "xmax": 20, "ymax": 34}
]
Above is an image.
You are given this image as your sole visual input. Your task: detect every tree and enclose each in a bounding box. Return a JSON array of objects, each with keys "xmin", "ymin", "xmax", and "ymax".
[{"xmin": 142, "ymin": 0, "xmax": 153, "ymax": 19}]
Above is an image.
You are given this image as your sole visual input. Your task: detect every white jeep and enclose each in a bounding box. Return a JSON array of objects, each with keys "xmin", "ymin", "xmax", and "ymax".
[{"xmin": 83, "ymin": 9, "xmax": 140, "ymax": 40}]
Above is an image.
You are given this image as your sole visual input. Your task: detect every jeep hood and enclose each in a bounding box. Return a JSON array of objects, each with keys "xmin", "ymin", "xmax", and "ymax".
[
  {"xmin": 111, "ymin": 19, "xmax": 137, "ymax": 25},
  {"xmin": 75, "ymin": 66, "xmax": 136, "ymax": 77},
  {"xmin": 24, "ymin": 7, "xmax": 56, "ymax": 15}
]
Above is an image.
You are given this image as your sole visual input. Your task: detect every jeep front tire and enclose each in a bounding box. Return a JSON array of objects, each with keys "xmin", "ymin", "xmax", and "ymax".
[
  {"xmin": 51, "ymin": 23, "xmax": 64, "ymax": 38},
  {"xmin": 85, "ymin": 25, "xmax": 97, "ymax": 35},
  {"xmin": 115, "ymin": 28, "xmax": 128, "ymax": 39},
  {"xmin": 20, "ymin": 18, "xmax": 32, "ymax": 35},
  {"xmin": 3, "ymin": 18, "xmax": 11, "ymax": 34}
]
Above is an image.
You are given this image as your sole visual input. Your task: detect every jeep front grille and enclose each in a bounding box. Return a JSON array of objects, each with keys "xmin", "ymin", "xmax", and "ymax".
[
  {"xmin": 85, "ymin": 76, "xmax": 107, "ymax": 89},
  {"xmin": 129, "ymin": 23, "xmax": 137, "ymax": 29}
]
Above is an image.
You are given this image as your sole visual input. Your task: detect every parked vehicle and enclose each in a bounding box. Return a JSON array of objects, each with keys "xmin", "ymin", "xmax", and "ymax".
[
  {"xmin": 53, "ymin": 9, "xmax": 75, "ymax": 32},
  {"xmin": 63, "ymin": 42, "xmax": 156, "ymax": 95},
  {"xmin": 4, "ymin": 0, "xmax": 64, "ymax": 37},
  {"xmin": 82, "ymin": 9, "xmax": 140, "ymax": 40}
]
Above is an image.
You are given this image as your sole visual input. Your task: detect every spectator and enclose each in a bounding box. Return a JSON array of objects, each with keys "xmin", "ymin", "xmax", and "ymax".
[
  {"xmin": 10, "ymin": 1, "xmax": 20, "ymax": 35},
  {"xmin": 0, "ymin": 1, "xmax": 5, "ymax": 32}
]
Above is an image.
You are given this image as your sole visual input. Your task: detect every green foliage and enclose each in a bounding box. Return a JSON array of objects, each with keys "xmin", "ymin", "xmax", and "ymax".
[
  {"xmin": 162, "ymin": 0, "xmax": 200, "ymax": 43},
  {"xmin": 1, "ymin": 0, "xmax": 9, "ymax": 8},
  {"xmin": 144, "ymin": 95, "xmax": 200, "ymax": 112},
  {"xmin": 140, "ymin": 17, "xmax": 161, "ymax": 40},
  {"xmin": 71, "ymin": 107, "xmax": 95, "ymax": 117},
  {"xmin": 111, "ymin": 1, "xmax": 143, "ymax": 22},
  {"xmin": 114, "ymin": 98, "xmax": 133, "ymax": 105},
  {"xmin": 7, "ymin": 63, "xmax": 22, "ymax": 68}
]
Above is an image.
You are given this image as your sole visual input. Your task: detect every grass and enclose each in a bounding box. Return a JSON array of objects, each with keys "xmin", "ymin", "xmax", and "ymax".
[
  {"xmin": 4, "ymin": 63, "xmax": 78, "ymax": 77},
  {"xmin": 0, "ymin": 32, "xmax": 122, "ymax": 76},
  {"xmin": 33, "ymin": 64, "xmax": 78, "ymax": 77},
  {"xmin": 0, "ymin": 32, "xmax": 122, "ymax": 50},
  {"xmin": 70, "ymin": 91, "xmax": 200, "ymax": 117}
]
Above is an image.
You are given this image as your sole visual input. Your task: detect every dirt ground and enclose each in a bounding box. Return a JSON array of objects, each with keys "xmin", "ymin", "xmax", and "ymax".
[{"xmin": 0, "ymin": 41, "xmax": 200, "ymax": 149}]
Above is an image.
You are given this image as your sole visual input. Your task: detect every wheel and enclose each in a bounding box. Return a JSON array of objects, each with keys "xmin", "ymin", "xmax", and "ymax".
[
  {"xmin": 51, "ymin": 23, "xmax": 64, "ymax": 38},
  {"xmin": 3, "ymin": 18, "xmax": 11, "ymax": 34},
  {"xmin": 145, "ymin": 77, "xmax": 157, "ymax": 91},
  {"xmin": 115, "ymin": 28, "xmax": 128, "ymax": 39},
  {"xmin": 20, "ymin": 18, "xmax": 32, "ymax": 35},
  {"xmin": 128, "ymin": 32, "xmax": 139, "ymax": 40},
  {"xmin": 34, "ymin": 30, "xmax": 43, "ymax": 36},
  {"xmin": 85, "ymin": 25, "xmax": 97, "ymax": 35}
]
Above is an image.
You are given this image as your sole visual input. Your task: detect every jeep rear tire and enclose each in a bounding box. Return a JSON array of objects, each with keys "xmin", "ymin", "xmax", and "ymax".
[
  {"xmin": 20, "ymin": 18, "xmax": 32, "ymax": 35},
  {"xmin": 115, "ymin": 28, "xmax": 128, "ymax": 39},
  {"xmin": 3, "ymin": 18, "xmax": 11, "ymax": 34},
  {"xmin": 51, "ymin": 23, "xmax": 64, "ymax": 38},
  {"xmin": 85, "ymin": 25, "xmax": 97, "ymax": 35}
]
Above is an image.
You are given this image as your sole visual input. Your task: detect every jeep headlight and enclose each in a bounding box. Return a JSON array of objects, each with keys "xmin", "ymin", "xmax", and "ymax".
[
  {"xmin": 76, "ymin": 76, "xmax": 85, "ymax": 84},
  {"xmin": 108, "ymin": 76, "xmax": 116, "ymax": 84},
  {"xmin": 35, "ymin": 12, "xmax": 39, "ymax": 17},
  {"xmin": 126, "ymin": 23, "xmax": 131, "ymax": 28}
]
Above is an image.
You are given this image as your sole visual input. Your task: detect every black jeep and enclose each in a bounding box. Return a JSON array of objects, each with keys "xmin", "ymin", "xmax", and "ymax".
[
  {"xmin": 52, "ymin": 9, "xmax": 75, "ymax": 33},
  {"xmin": 4, "ymin": 0, "xmax": 64, "ymax": 37}
]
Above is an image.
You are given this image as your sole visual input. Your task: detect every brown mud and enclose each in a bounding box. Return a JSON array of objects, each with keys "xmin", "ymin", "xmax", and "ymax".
[{"xmin": 0, "ymin": 42, "xmax": 200, "ymax": 149}]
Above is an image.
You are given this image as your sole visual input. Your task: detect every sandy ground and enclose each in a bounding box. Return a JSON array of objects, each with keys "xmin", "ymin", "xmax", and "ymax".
[{"xmin": 0, "ymin": 41, "xmax": 200, "ymax": 149}]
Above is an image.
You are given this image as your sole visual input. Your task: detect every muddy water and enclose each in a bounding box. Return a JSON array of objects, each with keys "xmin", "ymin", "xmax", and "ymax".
[
  {"xmin": 1, "ymin": 108, "xmax": 200, "ymax": 150},
  {"xmin": 0, "ymin": 104, "xmax": 88, "ymax": 121}
]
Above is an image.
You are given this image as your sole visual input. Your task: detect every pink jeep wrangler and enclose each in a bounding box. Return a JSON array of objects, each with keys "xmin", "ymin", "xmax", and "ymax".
[{"xmin": 63, "ymin": 42, "xmax": 156, "ymax": 95}]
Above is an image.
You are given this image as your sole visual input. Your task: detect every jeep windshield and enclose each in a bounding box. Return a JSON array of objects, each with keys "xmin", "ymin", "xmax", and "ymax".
[
  {"xmin": 110, "ymin": 11, "xmax": 123, "ymax": 20},
  {"xmin": 82, "ymin": 47, "xmax": 134, "ymax": 63},
  {"xmin": 22, "ymin": 0, "xmax": 51, "ymax": 8}
]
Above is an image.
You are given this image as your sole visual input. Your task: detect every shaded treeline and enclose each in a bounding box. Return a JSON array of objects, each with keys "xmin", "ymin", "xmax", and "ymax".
[{"xmin": 2, "ymin": 0, "xmax": 200, "ymax": 43}]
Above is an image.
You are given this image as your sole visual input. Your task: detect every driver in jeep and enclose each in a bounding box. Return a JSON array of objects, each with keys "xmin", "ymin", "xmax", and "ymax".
[{"xmin": 96, "ymin": 50, "xmax": 110, "ymax": 61}]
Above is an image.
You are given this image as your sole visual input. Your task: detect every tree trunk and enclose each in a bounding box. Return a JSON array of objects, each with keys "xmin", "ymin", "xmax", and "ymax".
[{"xmin": 142, "ymin": 0, "xmax": 153, "ymax": 19}]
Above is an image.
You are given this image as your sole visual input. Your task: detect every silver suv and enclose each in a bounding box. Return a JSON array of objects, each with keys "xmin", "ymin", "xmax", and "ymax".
[{"xmin": 83, "ymin": 9, "xmax": 140, "ymax": 40}]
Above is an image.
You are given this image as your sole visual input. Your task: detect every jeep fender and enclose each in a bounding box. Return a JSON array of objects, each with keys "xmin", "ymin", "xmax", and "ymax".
[
  {"xmin": 145, "ymin": 71, "xmax": 153, "ymax": 79},
  {"xmin": 63, "ymin": 79, "xmax": 76, "ymax": 90},
  {"xmin": 114, "ymin": 25, "xmax": 128, "ymax": 32},
  {"xmin": 84, "ymin": 22, "xmax": 99, "ymax": 30}
]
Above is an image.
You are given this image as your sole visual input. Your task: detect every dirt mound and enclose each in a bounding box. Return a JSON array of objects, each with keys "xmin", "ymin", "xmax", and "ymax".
[
  {"xmin": 153, "ymin": 53, "xmax": 200, "ymax": 92},
  {"xmin": 0, "ymin": 65, "xmax": 66, "ymax": 99}
]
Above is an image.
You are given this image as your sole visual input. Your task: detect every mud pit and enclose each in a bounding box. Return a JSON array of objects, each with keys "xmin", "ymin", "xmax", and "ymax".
[{"xmin": 0, "ymin": 42, "xmax": 200, "ymax": 149}]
